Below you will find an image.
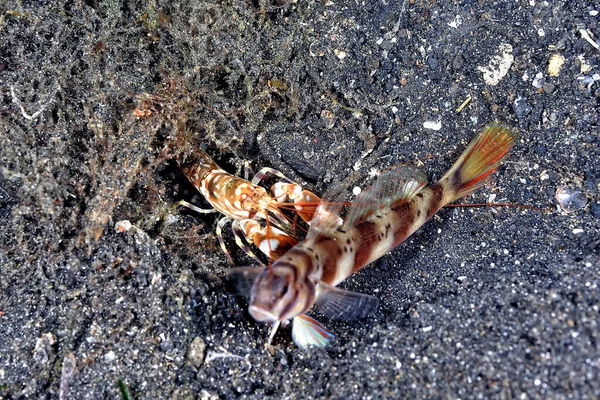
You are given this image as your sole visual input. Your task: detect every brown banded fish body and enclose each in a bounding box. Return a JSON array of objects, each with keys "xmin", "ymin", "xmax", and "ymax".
[{"xmin": 232, "ymin": 123, "xmax": 517, "ymax": 349}]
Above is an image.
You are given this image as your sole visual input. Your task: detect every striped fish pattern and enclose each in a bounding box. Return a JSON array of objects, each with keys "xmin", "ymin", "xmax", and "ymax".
[{"xmin": 232, "ymin": 123, "xmax": 517, "ymax": 348}]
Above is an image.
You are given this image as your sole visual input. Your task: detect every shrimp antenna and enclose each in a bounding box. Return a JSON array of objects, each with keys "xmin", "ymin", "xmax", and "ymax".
[{"xmin": 265, "ymin": 214, "xmax": 274, "ymax": 278}]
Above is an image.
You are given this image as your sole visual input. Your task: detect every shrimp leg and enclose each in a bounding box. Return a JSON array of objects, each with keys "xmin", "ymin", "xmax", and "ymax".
[{"xmin": 175, "ymin": 200, "xmax": 219, "ymax": 214}]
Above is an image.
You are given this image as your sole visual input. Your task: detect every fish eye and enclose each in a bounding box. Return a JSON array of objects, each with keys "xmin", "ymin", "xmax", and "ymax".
[{"xmin": 274, "ymin": 278, "xmax": 289, "ymax": 297}]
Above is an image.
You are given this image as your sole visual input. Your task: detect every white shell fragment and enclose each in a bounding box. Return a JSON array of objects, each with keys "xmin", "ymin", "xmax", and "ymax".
[
  {"xmin": 423, "ymin": 120, "xmax": 442, "ymax": 131},
  {"xmin": 555, "ymin": 186, "xmax": 588, "ymax": 212},
  {"xmin": 548, "ymin": 54, "xmax": 565, "ymax": 77},
  {"xmin": 334, "ymin": 49, "xmax": 347, "ymax": 60},
  {"xmin": 477, "ymin": 43, "xmax": 514, "ymax": 86},
  {"xmin": 115, "ymin": 220, "xmax": 132, "ymax": 232}
]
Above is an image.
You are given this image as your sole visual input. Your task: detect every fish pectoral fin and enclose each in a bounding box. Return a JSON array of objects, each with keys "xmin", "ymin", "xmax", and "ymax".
[
  {"xmin": 292, "ymin": 314, "xmax": 334, "ymax": 349},
  {"xmin": 315, "ymin": 283, "xmax": 380, "ymax": 320},
  {"xmin": 228, "ymin": 266, "xmax": 265, "ymax": 298}
]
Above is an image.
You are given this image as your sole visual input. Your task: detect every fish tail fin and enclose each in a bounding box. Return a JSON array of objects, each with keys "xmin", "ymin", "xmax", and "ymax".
[{"xmin": 442, "ymin": 122, "xmax": 517, "ymax": 201}]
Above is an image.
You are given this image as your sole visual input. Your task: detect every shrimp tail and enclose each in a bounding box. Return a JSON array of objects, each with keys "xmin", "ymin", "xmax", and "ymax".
[{"xmin": 442, "ymin": 122, "xmax": 517, "ymax": 201}]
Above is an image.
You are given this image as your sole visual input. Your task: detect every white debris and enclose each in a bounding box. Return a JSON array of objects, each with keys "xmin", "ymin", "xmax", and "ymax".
[
  {"xmin": 423, "ymin": 120, "xmax": 442, "ymax": 131},
  {"xmin": 532, "ymin": 72, "xmax": 545, "ymax": 88},
  {"xmin": 548, "ymin": 54, "xmax": 565, "ymax": 77},
  {"xmin": 104, "ymin": 351, "xmax": 116, "ymax": 362},
  {"xmin": 477, "ymin": 43, "xmax": 514, "ymax": 86},
  {"xmin": 577, "ymin": 55, "xmax": 592, "ymax": 73},
  {"xmin": 352, "ymin": 186, "xmax": 362, "ymax": 196},
  {"xmin": 334, "ymin": 49, "xmax": 347, "ymax": 60},
  {"xmin": 555, "ymin": 186, "xmax": 588, "ymax": 212},
  {"xmin": 579, "ymin": 29, "xmax": 600, "ymax": 51},
  {"xmin": 573, "ymin": 228, "xmax": 584, "ymax": 235},
  {"xmin": 448, "ymin": 15, "xmax": 462, "ymax": 29},
  {"xmin": 115, "ymin": 220, "xmax": 132, "ymax": 233}
]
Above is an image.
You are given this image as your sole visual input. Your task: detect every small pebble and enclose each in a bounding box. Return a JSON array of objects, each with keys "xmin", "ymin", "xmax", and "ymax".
[
  {"xmin": 428, "ymin": 57, "xmax": 439, "ymax": 69},
  {"xmin": 555, "ymin": 186, "xmax": 588, "ymax": 212},
  {"xmin": 543, "ymin": 82, "xmax": 556, "ymax": 94},
  {"xmin": 532, "ymin": 72, "xmax": 545, "ymax": 88},
  {"xmin": 104, "ymin": 351, "xmax": 116, "ymax": 362},
  {"xmin": 590, "ymin": 202, "xmax": 600, "ymax": 218},
  {"xmin": 513, "ymin": 95, "xmax": 533, "ymax": 119},
  {"xmin": 160, "ymin": 339, "xmax": 174, "ymax": 352},
  {"xmin": 188, "ymin": 337, "xmax": 206, "ymax": 368},
  {"xmin": 534, "ymin": 145, "xmax": 547, "ymax": 154}
]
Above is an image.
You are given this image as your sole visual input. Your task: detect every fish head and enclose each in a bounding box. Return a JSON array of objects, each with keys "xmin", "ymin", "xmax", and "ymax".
[{"xmin": 248, "ymin": 264, "xmax": 315, "ymax": 323}]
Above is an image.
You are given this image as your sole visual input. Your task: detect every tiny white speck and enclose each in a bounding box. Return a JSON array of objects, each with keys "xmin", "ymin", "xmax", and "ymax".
[
  {"xmin": 503, "ymin": 249, "xmax": 509, "ymax": 255},
  {"xmin": 115, "ymin": 296, "xmax": 124, "ymax": 304},
  {"xmin": 352, "ymin": 186, "xmax": 362, "ymax": 196},
  {"xmin": 422, "ymin": 326, "xmax": 433, "ymax": 332},
  {"xmin": 537, "ymin": 28, "xmax": 545, "ymax": 37},
  {"xmin": 590, "ymin": 10, "xmax": 599, "ymax": 16},
  {"xmin": 573, "ymin": 228, "xmax": 584, "ymax": 234},
  {"xmin": 534, "ymin": 379, "xmax": 541, "ymax": 386}
]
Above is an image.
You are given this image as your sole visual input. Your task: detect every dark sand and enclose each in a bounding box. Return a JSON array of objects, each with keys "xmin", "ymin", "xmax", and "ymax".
[{"xmin": 1, "ymin": 0, "xmax": 598, "ymax": 398}]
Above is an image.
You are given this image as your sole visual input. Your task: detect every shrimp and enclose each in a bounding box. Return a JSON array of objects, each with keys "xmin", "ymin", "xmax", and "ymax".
[{"xmin": 177, "ymin": 145, "xmax": 321, "ymax": 264}]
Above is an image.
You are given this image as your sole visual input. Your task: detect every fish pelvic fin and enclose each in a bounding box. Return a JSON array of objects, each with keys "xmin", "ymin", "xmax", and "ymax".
[
  {"xmin": 292, "ymin": 315, "xmax": 334, "ymax": 349},
  {"xmin": 443, "ymin": 122, "xmax": 517, "ymax": 201}
]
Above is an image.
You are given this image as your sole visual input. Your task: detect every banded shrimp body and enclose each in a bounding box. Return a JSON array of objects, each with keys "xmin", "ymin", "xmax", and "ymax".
[{"xmin": 176, "ymin": 145, "xmax": 322, "ymax": 265}]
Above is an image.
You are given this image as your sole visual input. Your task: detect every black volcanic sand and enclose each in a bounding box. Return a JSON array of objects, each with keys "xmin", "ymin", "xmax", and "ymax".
[{"xmin": 1, "ymin": 0, "xmax": 599, "ymax": 398}]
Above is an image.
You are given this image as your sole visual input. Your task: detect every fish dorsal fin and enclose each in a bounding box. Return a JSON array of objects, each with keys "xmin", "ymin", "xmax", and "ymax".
[
  {"xmin": 228, "ymin": 266, "xmax": 265, "ymax": 298},
  {"xmin": 315, "ymin": 283, "xmax": 380, "ymax": 320},
  {"xmin": 305, "ymin": 201, "xmax": 345, "ymax": 238},
  {"xmin": 343, "ymin": 165, "xmax": 428, "ymax": 227}
]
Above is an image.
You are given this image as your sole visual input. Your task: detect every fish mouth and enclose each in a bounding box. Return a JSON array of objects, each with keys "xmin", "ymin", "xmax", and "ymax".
[{"xmin": 249, "ymin": 305, "xmax": 279, "ymax": 323}]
